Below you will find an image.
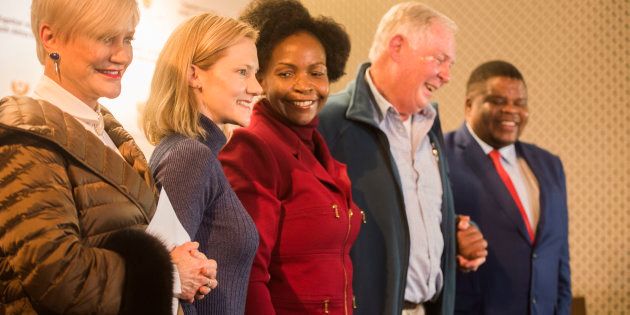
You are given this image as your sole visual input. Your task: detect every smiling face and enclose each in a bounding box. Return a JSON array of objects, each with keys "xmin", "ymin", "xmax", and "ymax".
[
  {"xmin": 259, "ymin": 31, "xmax": 329, "ymax": 126},
  {"xmin": 390, "ymin": 21, "xmax": 456, "ymax": 116},
  {"xmin": 193, "ymin": 37, "xmax": 262, "ymax": 127},
  {"xmin": 51, "ymin": 28, "xmax": 135, "ymax": 108},
  {"xmin": 466, "ymin": 76, "xmax": 529, "ymax": 149}
]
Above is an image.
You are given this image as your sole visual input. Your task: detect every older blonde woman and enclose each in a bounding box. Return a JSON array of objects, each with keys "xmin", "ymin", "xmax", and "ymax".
[
  {"xmin": 0, "ymin": 1, "xmax": 215, "ymax": 314},
  {"xmin": 143, "ymin": 13, "xmax": 262, "ymax": 315}
]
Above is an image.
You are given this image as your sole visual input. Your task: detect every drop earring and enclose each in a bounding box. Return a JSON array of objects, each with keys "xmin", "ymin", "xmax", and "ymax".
[{"xmin": 49, "ymin": 52, "xmax": 61, "ymax": 81}]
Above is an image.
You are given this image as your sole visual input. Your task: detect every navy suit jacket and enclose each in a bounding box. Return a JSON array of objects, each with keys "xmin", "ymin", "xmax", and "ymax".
[{"xmin": 444, "ymin": 125, "xmax": 571, "ymax": 315}]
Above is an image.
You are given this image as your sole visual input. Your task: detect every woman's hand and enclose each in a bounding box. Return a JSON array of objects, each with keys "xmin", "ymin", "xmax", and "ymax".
[
  {"xmin": 190, "ymin": 250, "xmax": 219, "ymax": 300},
  {"xmin": 170, "ymin": 242, "xmax": 218, "ymax": 303}
]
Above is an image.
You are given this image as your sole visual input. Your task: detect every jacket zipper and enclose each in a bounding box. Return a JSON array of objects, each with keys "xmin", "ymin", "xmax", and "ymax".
[
  {"xmin": 342, "ymin": 207, "xmax": 353, "ymax": 315},
  {"xmin": 374, "ymin": 126, "xmax": 410, "ymax": 310}
]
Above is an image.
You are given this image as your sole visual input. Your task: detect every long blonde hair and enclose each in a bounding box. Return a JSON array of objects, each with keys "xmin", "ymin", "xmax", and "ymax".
[{"xmin": 142, "ymin": 13, "xmax": 257, "ymax": 144}]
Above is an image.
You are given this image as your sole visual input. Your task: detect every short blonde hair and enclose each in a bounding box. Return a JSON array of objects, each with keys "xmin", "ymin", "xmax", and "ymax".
[
  {"xmin": 142, "ymin": 13, "xmax": 257, "ymax": 144},
  {"xmin": 31, "ymin": 0, "xmax": 139, "ymax": 64},
  {"xmin": 368, "ymin": 2, "xmax": 457, "ymax": 61}
]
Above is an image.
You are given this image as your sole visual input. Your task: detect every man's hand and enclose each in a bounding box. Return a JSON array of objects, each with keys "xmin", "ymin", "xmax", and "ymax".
[
  {"xmin": 171, "ymin": 242, "xmax": 218, "ymax": 303},
  {"xmin": 456, "ymin": 215, "xmax": 488, "ymax": 272}
]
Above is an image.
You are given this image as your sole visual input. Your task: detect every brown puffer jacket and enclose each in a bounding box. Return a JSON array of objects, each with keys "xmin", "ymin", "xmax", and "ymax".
[{"xmin": 0, "ymin": 96, "xmax": 173, "ymax": 314}]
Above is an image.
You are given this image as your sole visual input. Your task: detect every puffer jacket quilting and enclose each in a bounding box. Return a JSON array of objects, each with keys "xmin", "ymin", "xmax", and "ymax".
[{"xmin": 0, "ymin": 96, "xmax": 173, "ymax": 315}]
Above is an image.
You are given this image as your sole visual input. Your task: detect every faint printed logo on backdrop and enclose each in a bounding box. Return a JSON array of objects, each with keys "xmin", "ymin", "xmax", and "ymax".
[
  {"xmin": 11, "ymin": 80, "xmax": 29, "ymax": 96},
  {"xmin": 0, "ymin": 7, "xmax": 39, "ymax": 98}
]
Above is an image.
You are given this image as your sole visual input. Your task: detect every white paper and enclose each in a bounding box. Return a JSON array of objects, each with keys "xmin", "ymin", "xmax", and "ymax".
[
  {"xmin": 146, "ymin": 189, "xmax": 191, "ymax": 315},
  {"xmin": 147, "ymin": 189, "xmax": 191, "ymax": 249}
]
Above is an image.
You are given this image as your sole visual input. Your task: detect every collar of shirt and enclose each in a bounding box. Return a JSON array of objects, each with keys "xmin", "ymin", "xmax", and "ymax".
[
  {"xmin": 465, "ymin": 122, "xmax": 517, "ymax": 166},
  {"xmin": 364, "ymin": 68, "xmax": 436, "ymax": 125},
  {"xmin": 33, "ymin": 75, "xmax": 101, "ymax": 126},
  {"xmin": 32, "ymin": 75, "xmax": 121, "ymax": 156}
]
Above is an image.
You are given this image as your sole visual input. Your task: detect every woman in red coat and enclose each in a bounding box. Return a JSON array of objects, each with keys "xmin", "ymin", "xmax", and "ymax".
[{"xmin": 219, "ymin": 1, "xmax": 362, "ymax": 314}]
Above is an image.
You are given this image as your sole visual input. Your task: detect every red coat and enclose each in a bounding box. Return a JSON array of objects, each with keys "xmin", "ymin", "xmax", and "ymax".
[{"xmin": 220, "ymin": 101, "xmax": 363, "ymax": 315}]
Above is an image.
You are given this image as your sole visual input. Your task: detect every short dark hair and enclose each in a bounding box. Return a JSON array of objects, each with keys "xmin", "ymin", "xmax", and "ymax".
[
  {"xmin": 240, "ymin": 0, "xmax": 351, "ymax": 82},
  {"xmin": 466, "ymin": 60, "xmax": 526, "ymax": 95}
]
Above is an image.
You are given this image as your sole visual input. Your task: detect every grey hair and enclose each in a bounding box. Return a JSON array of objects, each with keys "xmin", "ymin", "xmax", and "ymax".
[{"xmin": 368, "ymin": 2, "xmax": 457, "ymax": 61}]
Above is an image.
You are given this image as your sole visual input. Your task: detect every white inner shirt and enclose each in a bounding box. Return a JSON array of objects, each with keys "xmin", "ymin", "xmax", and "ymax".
[
  {"xmin": 33, "ymin": 75, "xmax": 120, "ymax": 155},
  {"xmin": 466, "ymin": 123, "xmax": 538, "ymax": 231}
]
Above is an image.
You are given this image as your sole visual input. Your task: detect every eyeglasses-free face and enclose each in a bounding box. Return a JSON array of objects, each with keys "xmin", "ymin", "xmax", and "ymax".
[
  {"xmin": 49, "ymin": 28, "xmax": 135, "ymax": 108},
  {"xmin": 192, "ymin": 37, "xmax": 262, "ymax": 127},
  {"xmin": 466, "ymin": 76, "xmax": 529, "ymax": 149},
  {"xmin": 259, "ymin": 31, "xmax": 330, "ymax": 126}
]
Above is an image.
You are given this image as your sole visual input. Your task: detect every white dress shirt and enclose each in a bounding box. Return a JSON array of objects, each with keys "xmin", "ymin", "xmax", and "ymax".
[
  {"xmin": 466, "ymin": 123, "xmax": 539, "ymax": 230},
  {"xmin": 33, "ymin": 75, "xmax": 120, "ymax": 155}
]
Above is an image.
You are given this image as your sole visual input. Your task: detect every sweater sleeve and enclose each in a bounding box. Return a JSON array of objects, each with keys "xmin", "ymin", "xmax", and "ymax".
[
  {"xmin": 219, "ymin": 129, "xmax": 281, "ymax": 315},
  {"xmin": 0, "ymin": 139, "xmax": 172, "ymax": 315},
  {"xmin": 152, "ymin": 139, "xmax": 218, "ymax": 239}
]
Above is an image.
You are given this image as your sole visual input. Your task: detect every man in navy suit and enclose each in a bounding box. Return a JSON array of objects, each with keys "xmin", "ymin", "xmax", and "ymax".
[{"xmin": 444, "ymin": 60, "xmax": 571, "ymax": 315}]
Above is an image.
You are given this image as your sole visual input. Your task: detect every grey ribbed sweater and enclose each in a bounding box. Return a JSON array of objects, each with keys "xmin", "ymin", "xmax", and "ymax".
[{"xmin": 150, "ymin": 116, "xmax": 258, "ymax": 315}]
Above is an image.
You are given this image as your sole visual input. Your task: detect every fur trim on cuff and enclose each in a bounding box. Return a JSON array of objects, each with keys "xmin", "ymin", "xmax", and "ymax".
[{"xmin": 103, "ymin": 229, "xmax": 174, "ymax": 315}]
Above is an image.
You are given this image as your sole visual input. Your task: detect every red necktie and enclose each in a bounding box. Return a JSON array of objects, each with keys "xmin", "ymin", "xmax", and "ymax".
[{"xmin": 488, "ymin": 150, "xmax": 535, "ymax": 243}]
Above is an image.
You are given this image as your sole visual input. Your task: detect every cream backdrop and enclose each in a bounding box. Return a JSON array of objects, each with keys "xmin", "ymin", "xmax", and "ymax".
[
  {"xmin": 300, "ymin": 0, "xmax": 629, "ymax": 314},
  {"xmin": 0, "ymin": 0, "xmax": 250, "ymax": 154},
  {"xmin": 1, "ymin": 0, "xmax": 628, "ymax": 314}
]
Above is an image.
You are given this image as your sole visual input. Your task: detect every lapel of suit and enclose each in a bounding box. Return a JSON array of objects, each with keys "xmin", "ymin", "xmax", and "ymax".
[
  {"xmin": 293, "ymin": 132, "xmax": 339, "ymax": 190},
  {"xmin": 260, "ymin": 103, "xmax": 339, "ymax": 190},
  {"xmin": 457, "ymin": 126, "xmax": 532, "ymax": 245},
  {"xmin": 516, "ymin": 143, "xmax": 547, "ymax": 245}
]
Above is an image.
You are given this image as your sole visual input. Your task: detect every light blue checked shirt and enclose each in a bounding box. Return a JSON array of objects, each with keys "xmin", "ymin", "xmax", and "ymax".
[{"xmin": 365, "ymin": 69, "xmax": 444, "ymax": 303}]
